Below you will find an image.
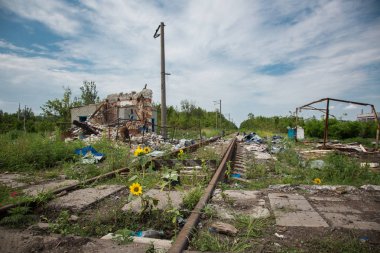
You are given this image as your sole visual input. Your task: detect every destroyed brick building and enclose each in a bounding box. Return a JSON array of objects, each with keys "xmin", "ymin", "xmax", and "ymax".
[{"xmin": 70, "ymin": 88, "xmax": 158, "ymax": 135}]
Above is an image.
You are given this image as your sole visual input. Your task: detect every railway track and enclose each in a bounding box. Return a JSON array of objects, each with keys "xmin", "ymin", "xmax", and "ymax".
[
  {"xmin": 3, "ymin": 136, "xmax": 379, "ymax": 253},
  {"xmin": 0, "ymin": 135, "xmax": 238, "ymax": 253}
]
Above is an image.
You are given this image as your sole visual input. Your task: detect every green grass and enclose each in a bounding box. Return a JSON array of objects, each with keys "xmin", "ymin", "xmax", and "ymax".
[
  {"xmin": 182, "ymin": 186, "xmax": 203, "ymax": 210},
  {"xmin": 306, "ymin": 234, "xmax": 376, "ymax": 253},
  {"xmin": 0, "ymin": 131, "xmax": 82, "ymax": 171},
  {"xmin": 190, "ymin": 230, "xmax": 252, "ymax": 252},
  {"xmin": 0, "ymin": 206, "xmax": 36, "ymax": 228},
  {"xmin": 190, "ymin": 215, "xmax": 273, "ymax": 252},
  {"xmin": 246, "ymin": 143, "xmax": 380, "ymax": 189}
]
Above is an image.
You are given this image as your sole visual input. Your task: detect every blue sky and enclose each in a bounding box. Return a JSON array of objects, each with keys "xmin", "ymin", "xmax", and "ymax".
[{"xmin": 0, "ymin": 0, "xmax": 379, "ymax": 125}]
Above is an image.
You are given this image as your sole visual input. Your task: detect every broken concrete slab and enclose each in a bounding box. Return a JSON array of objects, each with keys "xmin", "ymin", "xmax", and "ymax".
[
  {"xmin": 268, "ymin": 184, "xmax": 358, "ymax": 193},
  {"xmin": 23, "ymin": 179, "xmax": 79, "ymax": 196},
  {"xmin": 253, "ymin": 152, "xmax": 272, "ymax": 160},
  {"xmin": 314, "ymin": 202, "xmax": 362, "ymax": 214},
  {"xmin": 209, "ymin": 204, "xmax": 235, "ymax": 220},
  {"xmin": 48, "ymin": 185, "xmax": 125, "ymax": 211},
  {"xmin": 268, "ymin": 193, "xmax": 329, "ymax": 227},
  {"xmin": 101, "ymin": 233, "xmax": 172, "ymax": 251},
  {"xmin": 360, "ymin": 185, "xmax": 380, "ymax": 191},
  {"xmin": 213, "ymin": 190, "xmax": 260, "ymax": 202},
  {"xmin": 122, "ymin": 189, "xmax": 186, "ymax": 212},
  {"xmin": 0, "ymin": 173, "xmax": 27, "ymax": 188},
  {"xmin": 308, "ymin": 196, "xmax": 343, "ymax": 202},
  {"xmin": 322, "ymin": 213, "xmax": 380, "ymax": 231},
  {"xmin": 274, "ymin": 211, "xmax": 329, "ymax": 227},
  {"xmin": 268, "ymin": 193, "xmax": 315, "ymax": 212},
  {"xmin": 246, "ymin": 206, "xmax": 271, "ymax": 219}
]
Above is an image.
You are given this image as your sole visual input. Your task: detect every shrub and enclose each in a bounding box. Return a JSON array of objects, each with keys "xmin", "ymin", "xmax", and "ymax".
[{"xmin": 0, "ymin": 132, "xmax": 82, "ymax": 171}]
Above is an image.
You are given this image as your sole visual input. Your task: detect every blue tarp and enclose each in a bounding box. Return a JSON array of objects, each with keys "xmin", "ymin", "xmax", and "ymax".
[
  {"xmin": 75, "ymin": 146, "xmax": 104, "ymax": 164},
  {"xmin": 75, "ymin": 146, "xmax": 104, "ymax": 158}
]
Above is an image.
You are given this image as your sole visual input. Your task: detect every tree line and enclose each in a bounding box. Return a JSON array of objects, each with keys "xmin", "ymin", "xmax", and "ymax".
[
  {"xmin": 0, "ymin": 82, "xmax": 238, "ymax": 134},
  {"xmin": 0, "ymin": 81, "xmax": 99, "ymax": 134},
  {"xmin": 155, "ymin": 100, "xmax": 237, "ymax": 131},
  {"xmin": 239, "ymin": 114, "xmax": 378, "ymax": 139}
]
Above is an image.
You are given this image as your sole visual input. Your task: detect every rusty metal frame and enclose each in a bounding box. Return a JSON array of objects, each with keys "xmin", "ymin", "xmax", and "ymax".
[
  {"xmin": 168, "ymin": 137, "xmax": 237, "ymax": 253},
  {"xmin": 296, "ymin": 98, "xmax": 379, "ymax": 149}
]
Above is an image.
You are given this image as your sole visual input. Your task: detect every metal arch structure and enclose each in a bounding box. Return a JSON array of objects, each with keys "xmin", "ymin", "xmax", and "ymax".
[{"xmin": 296, "ymin": 98, "xmax": 379, "ymax": 149}]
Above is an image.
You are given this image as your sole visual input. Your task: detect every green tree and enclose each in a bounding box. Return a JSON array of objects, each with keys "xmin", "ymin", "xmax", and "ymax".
[
  {"xmin": 41, "ymin": 87, "xmax": 79, "ymax": 122},
  {"xmin": 80, "ymin": 81, "xmax": 99, "ymax": 105}
]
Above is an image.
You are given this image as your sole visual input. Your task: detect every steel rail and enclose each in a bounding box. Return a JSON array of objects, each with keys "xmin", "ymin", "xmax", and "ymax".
[
  {"xmin": 0, "ymin": 136, "xmax": 222, "ymax": 216},
  {"xmin": 168, "ymin": 137, "xmax": 237, "ymax": 253}
]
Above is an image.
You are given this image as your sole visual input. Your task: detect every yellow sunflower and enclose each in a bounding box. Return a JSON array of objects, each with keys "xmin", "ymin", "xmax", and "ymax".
[
  {"xmin": 129, "ymin": 182, "xmax": 143, "ymax": 196},
  {"xmin": 313, "ymin": 178, "xmax": 322, "ymax": 184},
  {"xmin": 134, "ymin": 146, "xmax": 144, "ymax": 156},
  {"xmin": 143, "ymin": 147, "xmax": 151, "ymax": 154},
  {"xmin": 179, "ymin": 149, "xmax": 184, "ymax": 154}
]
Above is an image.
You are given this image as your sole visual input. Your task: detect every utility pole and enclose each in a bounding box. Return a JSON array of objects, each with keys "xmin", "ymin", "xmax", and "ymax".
[
  {"xmin": 18, "ymin": 103, "xmax": 20, "ymax": 120},
  {"xmin": 212, "ymin": 100, "xmax": 222, "ymax": 129},
  {"xmin": 154, "ymin": 22, "xmax": 167, "ymax": 139},
  {"xmin": 23, "ymin": 105, "xmax": 26, "ymax": 132},
  {"xmin": 219, "ymin": 99, "xmax": 222, "ymax": 130}
]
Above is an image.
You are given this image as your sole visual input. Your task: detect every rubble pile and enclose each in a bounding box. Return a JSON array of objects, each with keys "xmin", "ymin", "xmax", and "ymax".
[
  {"xmin": 65, "ymin": 87, "xmax": 204, "ymax": 157},
  {"xmin": 237, "ymin": 132, "xmax": 285, "ymax": 160}
]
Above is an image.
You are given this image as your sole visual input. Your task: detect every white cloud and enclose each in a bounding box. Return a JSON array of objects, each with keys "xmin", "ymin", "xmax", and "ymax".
[
  {"xmin": 344, "ymin": 104, "xmax": 359, "ymax": 110},
  {"xmin": 0, "ymin": 0, "xmax": 379, "ymax": 125},
  {"xmin": 0, "ymin": 0, "xmax": 82, "ymax": 36}
]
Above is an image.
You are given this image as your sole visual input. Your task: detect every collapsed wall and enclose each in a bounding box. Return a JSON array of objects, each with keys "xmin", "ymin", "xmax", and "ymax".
[{"xmin": 90, "ymin": 88, "xmax": 153, "ymax": 133}]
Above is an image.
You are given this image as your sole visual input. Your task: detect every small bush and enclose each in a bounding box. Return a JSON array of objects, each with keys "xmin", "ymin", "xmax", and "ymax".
[
  {"xmin": 182, "ymin": 186, "xmax": 203, "ymax": 210},
  {"xmin": 0, "ymin": 206, "xmax": 35, "ymax": 228},
  {"xmin": 0, "ymin": 132, "xmax": 82, "ymax": 171},
  {"xmin": 319, "ymin": 153, "xmax": 380, "ymax": 185}
]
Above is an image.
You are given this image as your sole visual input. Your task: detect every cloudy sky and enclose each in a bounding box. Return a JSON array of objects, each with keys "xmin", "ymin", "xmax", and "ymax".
[{"xmin": 0, "ymin": 0, "xmax": 379, "ymax": 125}]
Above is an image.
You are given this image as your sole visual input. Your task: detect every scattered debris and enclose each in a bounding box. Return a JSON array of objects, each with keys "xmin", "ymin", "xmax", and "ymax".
[
  {"xmin": 135, "ymin": 230, "xmax": 164, "ymax": 239},
  {"xmin": 360, "ymin": 163, "xmax": 379, "ymax": 168},
  {"xmin": 69, "ymin": 215, "xmax": 79, "ymax": 222},
  {"xmin": 243, "ymin": 132, "xmax": 263, "ymax": 144},
  {"xmin": 209, "ymin": 222, "xmax": 238, "ymax": 236},
  {"xmin": 274, "ymin": 232, "xmax": 285, "ymax": 238},
  {"xmin": 360, "ymin": 185, "xmax": 380, "ymax": 191},
  {"xmin": 122, "ymin": 189, "xmax": 186, "ymax": 212},
  {"xmin": 309, "ymin": 160, "xmax": 325, "ymax": 169},
  {"xmin": 75, "ymin": 146, "xmax": 104, "ymax": 164}
]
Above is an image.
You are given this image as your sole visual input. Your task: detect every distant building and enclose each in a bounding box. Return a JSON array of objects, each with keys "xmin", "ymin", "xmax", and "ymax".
[
  {"xmin": 357, "ymin": 110, "xmax": 380, "ymax": 122},
  {"xmin": 70, "ymin": 88, "xmax": 158, "ymax": 133}
]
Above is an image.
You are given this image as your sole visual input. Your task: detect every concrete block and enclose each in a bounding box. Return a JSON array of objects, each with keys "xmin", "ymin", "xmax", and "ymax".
[
  {"xmin": 48, "ymin": 185, "xmax": 125, "ymax": 211},
  {"xmin": 308, "ymin": 196, "xmax": 343, "ymax": 202},
  {"xmin": 122, "ymin": 189, "xmax": 186, "ymax": 212},
  {"xmin": 314, "ymin": 202, "xmax": 361, "ymax": 214},
  {"xmin": 269, "ymin": 193, "xmax": 328, "ymax": 227},
  {"xmin": 23, "ymin": 180, "xmax": 78, "ymax": 196},
  {"xmin": 323, "ymin": 213, "xmax": 380, "ymax": 231},
  {"xmin": 101, "ymin": 233, "xmax": 172, "ymax": 250},
  {"xmin": 0, "ymin": 173, "xmax": 27, "ymax": 188},
  {"xmin": 274, "ymin": 211, "xmax": 329, "ymax": 227},
  {"xmin": 268, "ymin": 193, "xmax": 314, "ymax": 212},
  {"xmin": 210, "ymin": 222, "xmax": 238, "ymax": 236},
  {"xmin": 213, "ymin": 190, "xmax": 260, "ymax": 202}
]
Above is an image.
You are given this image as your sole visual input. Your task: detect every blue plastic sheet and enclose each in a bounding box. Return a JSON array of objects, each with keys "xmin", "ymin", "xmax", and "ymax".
[{"xmin": 75, "ymin": 146, "xmax": 104, "ymax": 157}]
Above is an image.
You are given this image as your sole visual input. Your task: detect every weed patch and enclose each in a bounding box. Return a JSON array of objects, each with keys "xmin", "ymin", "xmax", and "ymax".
[
  {"xmin": 182, "ymin": 186, "xmax": 203, "ymax": 210},
  {"xmin": 0, "ymin": 206, "xmax": 36, "ymax": 228},
  {"xmin": 0, "ymin": 132, "xmax": 82, "ymax": 171}
]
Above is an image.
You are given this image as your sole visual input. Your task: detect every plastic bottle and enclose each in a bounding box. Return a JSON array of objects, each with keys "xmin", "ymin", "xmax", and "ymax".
[{"xmin": 135, "ymin": 229, "xmax": 164, "ymax": 239}]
